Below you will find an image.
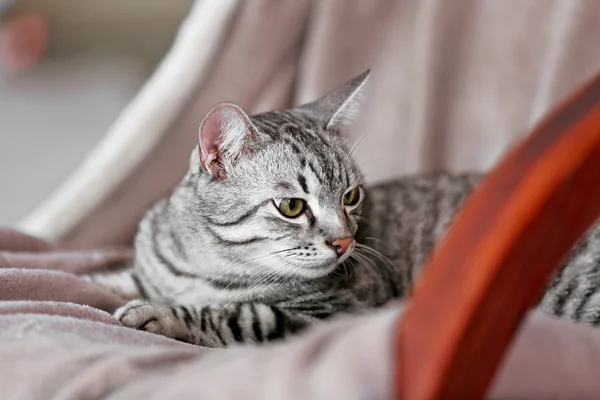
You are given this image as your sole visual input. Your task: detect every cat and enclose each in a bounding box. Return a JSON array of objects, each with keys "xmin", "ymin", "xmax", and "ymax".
[{"xmin": 87, "ymin": 71, "xmax": 600, "ymax": 347}]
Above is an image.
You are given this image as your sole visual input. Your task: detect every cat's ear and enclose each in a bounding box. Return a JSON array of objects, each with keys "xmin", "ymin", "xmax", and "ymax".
[
  {"xmin": 198, "ymin": 102, "xmax": 258, "ymax": 179},
  {"xmin": 300, "ymin": 70, "xmax": 370, "ymax": 131}
]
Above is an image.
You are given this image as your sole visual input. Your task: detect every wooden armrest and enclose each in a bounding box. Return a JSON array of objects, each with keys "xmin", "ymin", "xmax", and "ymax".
[{"xmin": 395, "ymin": 73, "xmax": 600, "ymax": 399}]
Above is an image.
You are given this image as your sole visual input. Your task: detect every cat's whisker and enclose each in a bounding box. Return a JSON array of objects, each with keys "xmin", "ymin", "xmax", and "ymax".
[
  {"xmin": 355, "ymin": 216, "xmax": 373, "ymax": 226},
  {"xmin": 345, "ymin": 135, "xmax": 365, "ymax": 164},
  {"xmin": 363, "ymin": 236, "xmax": 391, "ymax": 249},
  {"xmin": 354, "ymin": 249, "xmax": 388, "ymax": 275},
  {"xmin": 230, "ymin": 250, "xmax": 305, "ymax": 299},
  {"xmin": 218, "ymin": 261, "xmax": 271, "ymax": 293},
  {"xmin": 358, "ymin": 244, "xmax": 395, "ymax": 272},
  {"xmin": 219, "ymin": 273, "xmax": 280, "ymax": 312},
  {"xmin": 351, "ymin": 249, "xmax": 378, "ymax": 270},
  {"xmin": 205, "ymin": 253, "xmax": 250, "ymax": 284},
  {"xmin": 206, "ymin": 248, "xmax": 299, "ymax": 285},
  {"xmin": 254, "ymin": 261, "xmax": 294, "ymax": 301},
  {"xmin": 217, "ymin": 278, "xmax": 267, "ymax": 313},
  {"xmin": 218, "ymin": 264, "xmax": 287, "ymax": 312},
  {"xmin": 346, "ymin": 257, "xmax": 358, "ymax": 278},
  {"xmin": 271, "ymin": 269, "xmax": 295, "ymax": 298},
  {"xmin": 355, "ymin": 243, "xmax": 395, "ymax": 271},
  {"xmin": 210, "ymin": 260, "xmax": 280, "ymax": 307},
  {"xmin": 350, "ymin": 251, "xmax": 369, "ymax": 266},
  {"xmin": 206, "ymin": 261, "xmax": 257, "ymax": 285},
  {"xmin": 356, "ymin": 156, "xmax": 388, "ymax": 170},
  {"xmin": 244, "ymin": 247, "xmax": 302, "ymax": 262}
]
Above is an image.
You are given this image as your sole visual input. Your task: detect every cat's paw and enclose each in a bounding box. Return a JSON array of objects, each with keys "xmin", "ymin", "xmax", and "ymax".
[{"xmin": 114, "ymin": 299, "xmax": 188, "ymax": 340}]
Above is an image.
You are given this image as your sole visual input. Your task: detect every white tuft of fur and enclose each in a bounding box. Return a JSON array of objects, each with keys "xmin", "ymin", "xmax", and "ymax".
[{"xmin": 219, "ymin": 108, "xmax": 249, "ymax": 160}]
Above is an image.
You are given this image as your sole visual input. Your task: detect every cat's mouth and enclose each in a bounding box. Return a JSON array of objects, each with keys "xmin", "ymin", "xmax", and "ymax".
[
  {"xmin": 296, "ymin": 262, "xmax": 340, "ymax": 279},
  {"xmin": 270, "ymin": 239, "xmax": 355, "ymax": 279}
]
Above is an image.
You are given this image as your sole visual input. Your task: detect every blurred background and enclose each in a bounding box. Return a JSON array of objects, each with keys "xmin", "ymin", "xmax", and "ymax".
[
  {"xmin": 2, "ymin": 0, "xmax": 600, "ymax": 247},
  {"xmin": 0, "ymin": 0, "xmax": 192, "ymax": 225}
]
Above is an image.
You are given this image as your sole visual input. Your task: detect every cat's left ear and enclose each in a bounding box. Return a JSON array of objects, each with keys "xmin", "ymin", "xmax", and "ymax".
[
  {"xmin": 198, "ymin": 102, "xmax": 259, "ymax": 179},
  {"xmin": 299, "ymin": 69, "xmax": 370, "ymax": 131}
]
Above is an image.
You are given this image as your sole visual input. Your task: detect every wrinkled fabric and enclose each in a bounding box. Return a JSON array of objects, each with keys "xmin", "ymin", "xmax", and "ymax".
[{"xmin": 45, "ymin": 0, "xmax": 600, "ymax": 249}]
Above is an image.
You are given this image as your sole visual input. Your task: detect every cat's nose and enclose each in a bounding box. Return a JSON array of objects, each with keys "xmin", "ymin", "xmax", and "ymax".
[{"xmin": 326, "ymin": 237, "xmax": 354, "ymax": 256}]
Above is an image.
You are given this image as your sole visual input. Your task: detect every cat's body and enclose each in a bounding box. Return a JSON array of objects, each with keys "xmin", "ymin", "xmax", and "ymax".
[{"xmin": 89, "ymin": 71, "xmax": 600, "ymax": 347}]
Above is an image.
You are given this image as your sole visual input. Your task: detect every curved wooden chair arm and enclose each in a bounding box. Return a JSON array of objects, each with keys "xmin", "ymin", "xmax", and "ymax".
[{"xmin": 395, "ymin": 72, "xmax": 600, "ymax": 400}]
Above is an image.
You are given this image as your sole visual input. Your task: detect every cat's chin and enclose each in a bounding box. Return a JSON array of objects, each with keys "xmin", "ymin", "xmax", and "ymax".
[{"xmin": 294, "ymin": 262, "xmax": 338, "ymax": 280}]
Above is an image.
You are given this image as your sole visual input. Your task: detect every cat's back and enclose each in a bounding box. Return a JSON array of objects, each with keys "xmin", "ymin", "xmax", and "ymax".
[
  {"xmin": 356, "ymin": 172, "xmax": 600, "ymax": 327},
  {"xmin": 355, "ymin": 172, "xmax": 479, "ymax": 292}
]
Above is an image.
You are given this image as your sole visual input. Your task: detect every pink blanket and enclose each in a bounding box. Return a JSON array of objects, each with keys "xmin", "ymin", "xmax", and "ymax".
[
  {"xmin": 4, "ymin": 227, "xmax": 600, "ymax": 399},
  {"xmin": 0, "ymin": 228, "xmax": 129, "ymax": 314}
]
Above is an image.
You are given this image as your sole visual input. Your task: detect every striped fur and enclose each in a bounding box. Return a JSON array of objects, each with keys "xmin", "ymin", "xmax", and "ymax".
[{"xmin": 87, "ymin": 71, "xmax": 600, "ymax": 347}]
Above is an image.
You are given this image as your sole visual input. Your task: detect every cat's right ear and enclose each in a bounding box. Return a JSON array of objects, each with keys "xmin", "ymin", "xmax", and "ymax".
[
  {"xmin": 198, "ymin": 103, "xmax": 258, "ymax": 179},
  {"xmin": 298, "ymin": 70, "xmax": 370, "ymax": 131}
]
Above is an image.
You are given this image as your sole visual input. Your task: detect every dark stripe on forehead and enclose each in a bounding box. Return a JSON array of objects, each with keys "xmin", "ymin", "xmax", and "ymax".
[
  {"xmin": 284, "ymin": 124, "xmax": 319, "ymax": 148},
  {"xmin": 322, "ymin": 149, "xmax": 336, "ymax": 183},
  {"xmin": 280, "ymin": 135, "xmax": 303, "ymax": 155},
  {"xmin": 309, "ymin": 128, "xmax": 332, "ymax": 149},
  {"xmin": 290, "ymin": 142, "xmax": 301, "ymax": 155},
  {"xmin": 330, "ymin": 151, "xmax": 341, "ymax": 183},
  {"xmin": 280, "ymin": 124, "xmax": 335, "ymax": 168},
  {"xmin": 334, "ymin": 150, "xmax": 350, "ymax": 187},
  {"xmin": 250, "ymin": 118, "xmax": 278, "ymax": 138},
  {"xmin": 284, "ymin": 125, "xmax": 302, "ymax": 136},
  {"xmin": 297, "ymin": 174, "xmax": 309, "ymax": 194},
  {"xmin": 254, "ymin": 112, "xmax": 301, "ymax": 135},
  {"xmin": 308, "ymin": 161, "xmax": 324, "ymax": 184}
]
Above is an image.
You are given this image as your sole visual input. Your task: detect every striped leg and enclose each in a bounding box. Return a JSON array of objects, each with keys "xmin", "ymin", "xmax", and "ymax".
[{"xmin": 115, "ymin": 299, "xmax": 315, "ymax": 347}]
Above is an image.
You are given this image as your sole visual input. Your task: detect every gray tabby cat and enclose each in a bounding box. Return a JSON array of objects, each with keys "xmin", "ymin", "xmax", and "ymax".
[{"xmin": 88, "ymin": 71, "xmax": 600, "ymax": 347}]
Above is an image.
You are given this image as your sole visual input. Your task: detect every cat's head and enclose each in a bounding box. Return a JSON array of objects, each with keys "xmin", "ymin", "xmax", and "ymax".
[{"xmin": 193, "ymin": 71, "xmax": 370, "ymax": 279}]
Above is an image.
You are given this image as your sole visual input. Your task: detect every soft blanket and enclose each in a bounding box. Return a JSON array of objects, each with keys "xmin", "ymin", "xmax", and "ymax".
[{"xmin": 4, "ymin": 227, "xmax": 600, "ymax": 399}]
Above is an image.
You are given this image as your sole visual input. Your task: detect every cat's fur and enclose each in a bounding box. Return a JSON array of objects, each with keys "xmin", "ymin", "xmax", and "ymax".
[{"xmin": 88, "ymin": 71, "xmax": 600, "ymax": 347}]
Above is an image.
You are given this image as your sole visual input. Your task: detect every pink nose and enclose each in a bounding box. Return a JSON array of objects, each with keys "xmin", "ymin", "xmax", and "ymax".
[{"xmin": 328, "ymin": 237, "xmax": 354, "ymax": 256}]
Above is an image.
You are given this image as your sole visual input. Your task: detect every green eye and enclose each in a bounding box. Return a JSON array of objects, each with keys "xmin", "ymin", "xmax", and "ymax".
[
  {"xmin": 343, "ymin": 187, "xmax": 360, "ymax": 206},
  {"xmin": 278, "ymin": 198, "xmax": 305, "ymax": 218}
]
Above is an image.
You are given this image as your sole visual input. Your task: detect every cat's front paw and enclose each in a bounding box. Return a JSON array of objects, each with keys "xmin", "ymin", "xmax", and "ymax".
[{"xmin": 114, "ymin": 299, "xmax": 188, "ymax": 341}]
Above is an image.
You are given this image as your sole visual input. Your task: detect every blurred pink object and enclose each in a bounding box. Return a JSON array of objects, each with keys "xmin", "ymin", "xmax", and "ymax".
[{"xmin": 0, "ymin": 12, "xmax": 48, "ymax": 74}]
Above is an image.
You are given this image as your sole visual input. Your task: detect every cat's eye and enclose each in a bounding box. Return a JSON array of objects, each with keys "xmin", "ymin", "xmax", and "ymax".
[
  {"xmin": 277, "ymin": 198, "xmax": 306, "ymax": 218},
  {"xmin": 343, "ymin": 187, "xmax": 360, "ymax": 206}
]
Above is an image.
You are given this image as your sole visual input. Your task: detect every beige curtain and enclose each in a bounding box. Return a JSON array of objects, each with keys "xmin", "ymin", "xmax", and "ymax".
[{"xmin": 18, "ymin": 0, "xmax": 600, "ymax": 248}]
